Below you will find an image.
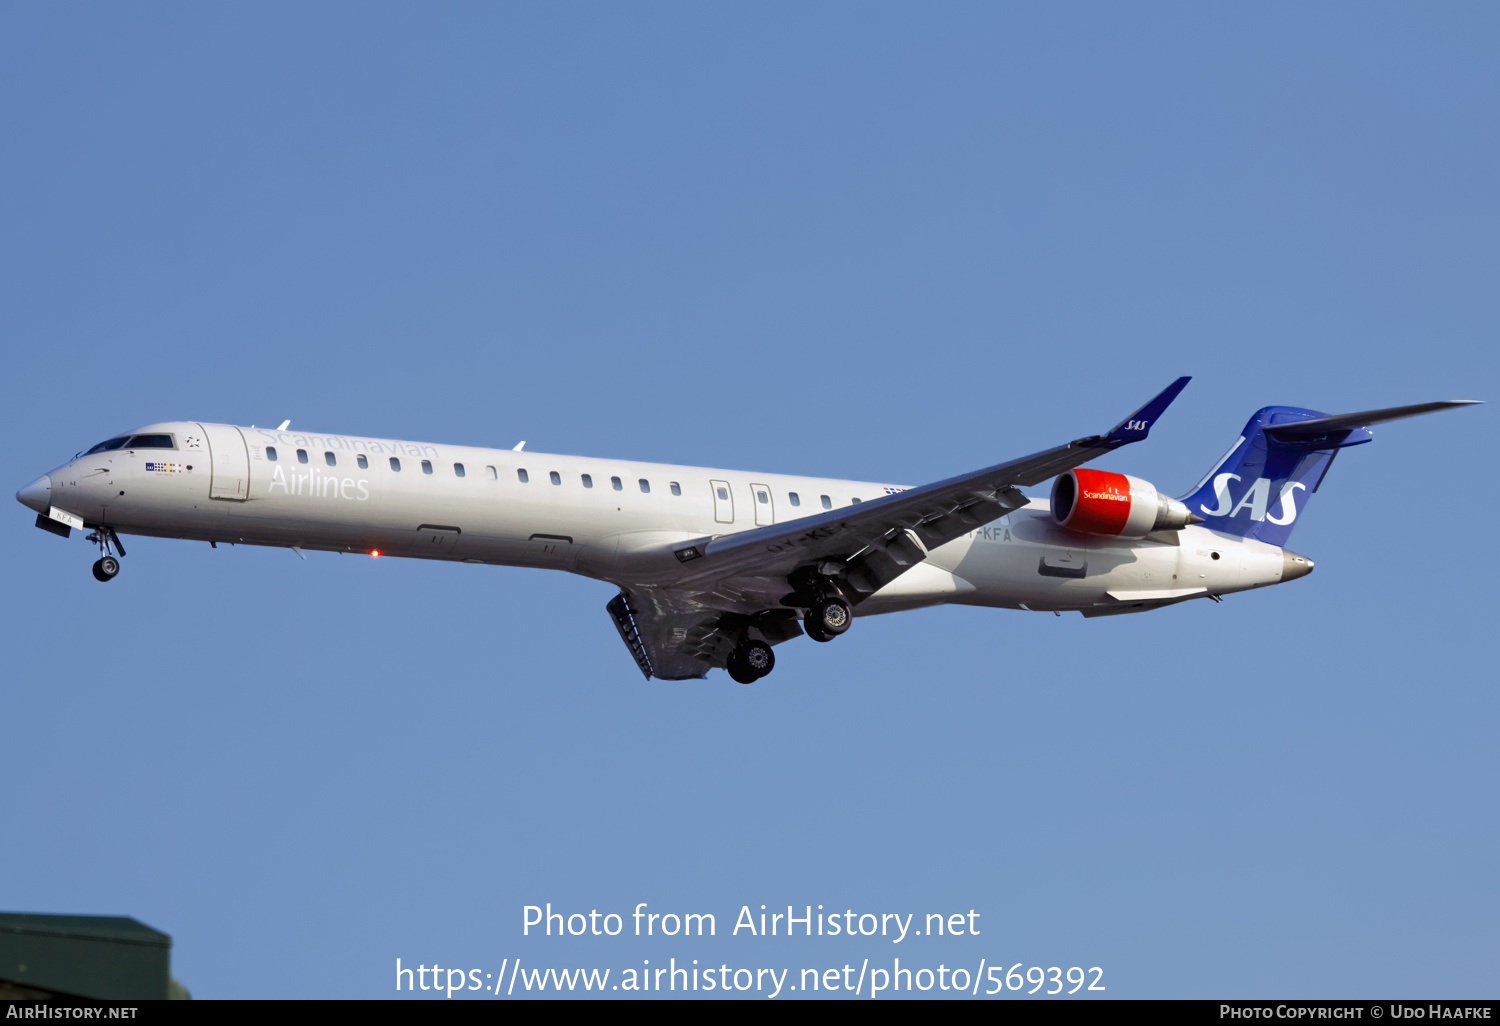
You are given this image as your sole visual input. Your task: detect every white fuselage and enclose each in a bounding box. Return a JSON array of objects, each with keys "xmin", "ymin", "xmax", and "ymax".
[{"xmin": 35, "ymin": 422, "xmax": 1292, "ymax": 614}]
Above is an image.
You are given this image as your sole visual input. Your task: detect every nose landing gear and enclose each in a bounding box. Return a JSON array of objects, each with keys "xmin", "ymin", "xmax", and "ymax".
[{"xmin": 84, "ymin": 527, "xmax": 125, "ymax": 583}]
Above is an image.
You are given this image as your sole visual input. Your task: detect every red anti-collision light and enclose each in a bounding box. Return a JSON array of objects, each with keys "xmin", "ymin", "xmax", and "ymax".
[{"xmin": 369, "ymin": 550, "xmax": 381, "ymax": 557}]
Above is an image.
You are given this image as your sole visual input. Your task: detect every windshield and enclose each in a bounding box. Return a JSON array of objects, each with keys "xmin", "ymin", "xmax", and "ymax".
[
  {"xmin": 80, "ymin": 433, "xmax": 176, "ymax": 456},
  {"xmin": 83, "ymin": 436, "xmax": 132, "ymax": 455}
]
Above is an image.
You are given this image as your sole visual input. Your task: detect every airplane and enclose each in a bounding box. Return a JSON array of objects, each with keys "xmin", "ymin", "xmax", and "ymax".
[{"xmin": 14, "ymin": 379, "xmax": 1479, "ymax": 683}]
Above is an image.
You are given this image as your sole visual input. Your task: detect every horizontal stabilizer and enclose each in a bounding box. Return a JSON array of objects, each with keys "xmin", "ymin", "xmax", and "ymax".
[{"xmin": 1263, "ymin": 400, "xmax": 1481, "ymax": 441}]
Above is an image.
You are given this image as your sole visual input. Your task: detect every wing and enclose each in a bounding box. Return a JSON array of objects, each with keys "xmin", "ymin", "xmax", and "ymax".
[
  {"xmin": 608, "ymin": 588, "xmax": 792, "ymax": 680},
  {"xmin": 605, "ymin": 378, "xmax": 1192, "ymax": 680},
  {"xmin": 663, "ymin": 376, "xmax": 1192, "ymax": 599}
]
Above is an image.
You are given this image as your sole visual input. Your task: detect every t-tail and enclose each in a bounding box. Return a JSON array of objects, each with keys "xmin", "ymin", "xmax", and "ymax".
[{"xmin": 1181, "ymin": 399, "xmax": 1482, "ymax": 548}]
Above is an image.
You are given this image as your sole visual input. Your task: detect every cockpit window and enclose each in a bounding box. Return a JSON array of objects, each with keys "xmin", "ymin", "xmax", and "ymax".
[
  {"xmin": 126, "ymin": 434, "xmax": 175, "ymax": 449},
  {"xmin": 84, "ymin": 437, "xmax": 132, "ymax": 455}
]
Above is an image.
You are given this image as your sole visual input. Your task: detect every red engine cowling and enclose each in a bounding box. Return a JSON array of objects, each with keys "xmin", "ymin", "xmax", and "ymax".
[{"xmin": 1051, "ymin": 468, "xmax": 1197, "ymax": 538}]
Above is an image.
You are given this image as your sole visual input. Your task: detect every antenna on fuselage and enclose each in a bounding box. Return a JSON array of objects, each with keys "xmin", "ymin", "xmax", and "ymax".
[
  {"xmin": 278, "ymin": 420, "xmax": 291, "ymax": 430},
  {"xmin": 513, "ymin": 441, "xmax": 526, "ymax": 451}
]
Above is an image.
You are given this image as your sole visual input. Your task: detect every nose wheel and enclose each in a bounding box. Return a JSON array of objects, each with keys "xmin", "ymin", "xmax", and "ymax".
[{"xmin": 85, "ymin": 527, "xmax": 126, "ymax": 583}]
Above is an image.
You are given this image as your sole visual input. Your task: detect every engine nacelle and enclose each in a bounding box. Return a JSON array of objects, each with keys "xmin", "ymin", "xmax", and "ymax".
[{"xmin": 1050, "ymin": 468, "xmax": 1198, "ymax": 538}]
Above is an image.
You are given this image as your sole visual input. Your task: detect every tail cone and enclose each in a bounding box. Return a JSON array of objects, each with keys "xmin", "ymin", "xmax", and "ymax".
[{"xmin": 1282, "ymin": 549, "xmax": 1314, "ymax": 582}]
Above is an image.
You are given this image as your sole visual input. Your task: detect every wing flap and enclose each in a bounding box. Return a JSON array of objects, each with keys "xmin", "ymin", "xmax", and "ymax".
[{"xmin": 605, "ymin": 592, "xmax": 655, "ymax": 680}]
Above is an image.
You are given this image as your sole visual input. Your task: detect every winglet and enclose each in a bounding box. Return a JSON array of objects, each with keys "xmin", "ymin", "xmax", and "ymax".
[{"xmin": 1102, "ymin": 376, "xmax": 1192, "ymax": 445}]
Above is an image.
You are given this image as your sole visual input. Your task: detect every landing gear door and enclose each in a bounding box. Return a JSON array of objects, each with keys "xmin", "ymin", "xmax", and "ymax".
[
  {"xmin": 750, "ymin": 482, "xmax": 775, "ymax": 526},
  {"xmin": 710, "ymin": 480, "xmax": 734, "ymax": 524},
  {"xmin": 198, "ymin": 423, "xmax": 251, "ymax": 500}
]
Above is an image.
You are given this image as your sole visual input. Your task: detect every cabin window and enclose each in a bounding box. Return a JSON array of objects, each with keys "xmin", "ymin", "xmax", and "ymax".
[
  {"xmin": 127, "ymin": 434, "xmax": 175, "ymax": 449},
  {"xmin": 421, "ymin": 460, "xmax": 433, "ymax": 475},
  {"xmin": 670, "ymin": 481, "xmax": 681, "ymax": 496},
  {"xmin": 266, "ymin": 446, "xmax": 278, "ymax": 462},
  {"xmin": 297, "ymin": 449, "xmax": 309, "ymax": 464},
  {"xmin": 582, "ymin": 474, "xmax": 593, "ymax": 488},
  {"xmin": 820, "ymin": 495, "xmax": 832, "ymax": 509},
  {"xmin": 517, "ymin": 468, "xmax": 529, "ymax": 483},
  {"xmin": 390, "ymin": 457, "xmax": 401, "ymax": 471},
  {"xmin": 789, "ymin": 491, "xmax": 800, "ymax": 507},
  {"xmin": 639, "ymin": 479, "xmax": 650, "ymax": 493},
  {"xmin": 485, "ymin": 465, "xmax": 497, "ymax": 480},
  {"xmin": 356, "ymin": 454, "xmax": 368, "ymax": 470},
  {"xmin": 550, "ymin": 471, "xmax": 561, "ymax": 485},
  {"xmin": 454, "ymin": 463, "xmax": 465, "ymax": 478},
  {"xmin": 324, "ymin": 452, "xmax": 336, "ymax": 467},
  {"xmin": 84, "ymin": 437, "xmax": 132, "ymax": 455},
  {"xmin": 717, "ymin": 486, "xmax": 729, "ymax": 500},
  {"xmin": 756, "ymin": 489, "xmax": 769, "ymax": 504},
  {"xmin": 611, "ymin": 476, "xmax": 623, "ymax": 491}
]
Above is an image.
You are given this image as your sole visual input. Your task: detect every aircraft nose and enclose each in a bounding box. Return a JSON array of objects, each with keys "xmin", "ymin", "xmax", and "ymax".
[{"xmin": 16, "ymin": 474, "xmax": 51, "ymax": 514}]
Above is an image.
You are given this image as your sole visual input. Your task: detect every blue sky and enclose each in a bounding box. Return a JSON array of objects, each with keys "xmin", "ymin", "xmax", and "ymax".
[{"xmin": 2, "ymin": 3, "xmax": 1495, "ymax": 999}]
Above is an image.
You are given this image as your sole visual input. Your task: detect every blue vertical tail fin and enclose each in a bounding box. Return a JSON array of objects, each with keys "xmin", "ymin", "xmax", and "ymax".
[
  {"xmin": 1180, "ymin": 400, "xmax": 1480, "ymax": 547},
  {"xmin": 1180, "ymin": 407, "xmax": 1350, "ymax": 547}
]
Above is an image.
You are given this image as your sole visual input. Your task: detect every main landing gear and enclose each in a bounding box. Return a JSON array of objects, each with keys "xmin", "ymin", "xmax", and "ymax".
[
  {"xmin": 721, "ymin": 588, "xmax": 854, "ymax": 684},
  {"xmin": 727, "ymin": 640, "xmax": 775, "ymax": 685},
  {"xmin": 85, "ymin": 528, "xmax": 125, "ymax": 583},
  {"xmin": 803, "ymin": 595, "xmax": 852, "ymax": 643}
]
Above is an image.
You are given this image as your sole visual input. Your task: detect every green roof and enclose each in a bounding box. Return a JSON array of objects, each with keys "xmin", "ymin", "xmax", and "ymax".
[
  {"xmin": 0, "ymin": 913, "xmax": 173, "ymax": 999},
  {"xmin": 0, "ymin": 914, "xmax": 170, "ymax": 947}
]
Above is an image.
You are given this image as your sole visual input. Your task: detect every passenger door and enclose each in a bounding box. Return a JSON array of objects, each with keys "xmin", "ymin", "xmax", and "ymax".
[{"xmin": 198, "ymin": 423, "xmax": 251, "ymax": 500}]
